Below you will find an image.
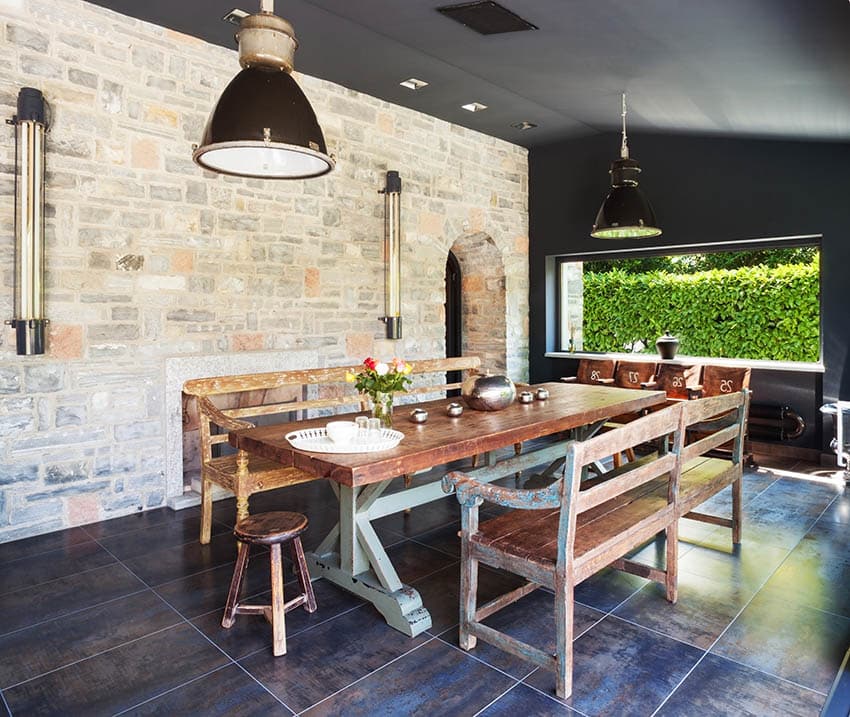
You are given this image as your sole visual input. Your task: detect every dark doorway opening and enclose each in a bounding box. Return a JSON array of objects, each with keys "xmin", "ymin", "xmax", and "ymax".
[{"xmin": 445, "ymin": 251, "xmax": 462, "ymax": 392}]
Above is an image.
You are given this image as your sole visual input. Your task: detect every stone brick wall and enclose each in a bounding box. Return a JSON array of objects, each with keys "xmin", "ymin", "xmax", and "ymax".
[{"xmin": 0, "ymin": 0, "xmax": 528, "ymax": 542}]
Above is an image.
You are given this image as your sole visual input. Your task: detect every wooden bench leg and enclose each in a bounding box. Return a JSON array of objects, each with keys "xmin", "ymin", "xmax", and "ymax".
[
  {"xmin": 665, "ymin": 521, "xmax": 679, "ymax": 604},
  {"xmin": 222, "ymin": 541, "xmax": 250, "ymax": 628},
  {"xmin": 200, "ymin": 473, "xmax": 213, "ymax": 545},
  {"xmin": 290, "ymin": 536, "xmax": 317, "ymax": 613},
  {"xmin": 555, "ymin": 573, "xmax": 574, "ymax": 700},
  {"xmin": 732, "ymin": 476, "xmax": 742, "ymax": 544},
  {"xmin": 270, "ymin": 543, "xmax": 287, "ymax": 656},
  {"xmin": 459, "ymin": 552, "xmax": 479, "ymax": 651}
]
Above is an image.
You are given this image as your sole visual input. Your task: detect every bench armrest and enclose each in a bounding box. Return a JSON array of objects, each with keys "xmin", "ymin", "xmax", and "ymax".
[
  {"xmin": 640, "ymin": 379, "xmax": 659, "ymax": 390},
  {"xmin": 560, "ymin": 376, "xmax": 578, "ymax": 383},
  {"xmin": 597, "ymin": 377, "xmax": 615, "ymax": 385},
  {"xmin": 442, "ymin": 471, "xmax": 561, "ymax": 510},
  {"xmin": 197, "ymin": 396, "xmax": 256, "ymax": 432}
]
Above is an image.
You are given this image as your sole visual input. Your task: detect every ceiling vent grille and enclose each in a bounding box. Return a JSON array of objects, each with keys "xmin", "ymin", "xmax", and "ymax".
[{"xmin": 436, "ymin": 1, "xmax": 537, "ymax": 35}]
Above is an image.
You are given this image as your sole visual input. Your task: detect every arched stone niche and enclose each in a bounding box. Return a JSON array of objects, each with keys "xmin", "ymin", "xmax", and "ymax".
[{"xmin": 449, "ymin": 232, "xmax": 508, "ymax": 373}]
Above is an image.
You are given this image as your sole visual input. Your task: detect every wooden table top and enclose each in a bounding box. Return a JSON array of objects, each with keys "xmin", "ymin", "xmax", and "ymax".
[{"xmin": 228, "ymin": 382, "xmax": 666, "ymax": 487}]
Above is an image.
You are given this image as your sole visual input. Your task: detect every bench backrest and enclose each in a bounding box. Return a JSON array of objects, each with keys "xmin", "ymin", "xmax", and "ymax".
[
  {"xmin": 572, "ymin": 359, "xmax": 617, "ymax": 385},
  {"xmin": 612, "ymin": 360, "xmax": 657, "ymax": 389},
  {"xmin": 557, "ymin": 401, "xmax": 686, "ymax": 570},
  {"xmin": 698, "ymin": 365, "xmax": 751, "ymax": 398},
  {"xmin": 654, "ymin": 363, "xmax": 702, "ymax": 400},
  {"xmin": 183, "ymin": 356, "xmax": 482, "ymax": 461},
  {"xmin": 681, "ymin": 389, "xmax": 750, "ymax": 464}
]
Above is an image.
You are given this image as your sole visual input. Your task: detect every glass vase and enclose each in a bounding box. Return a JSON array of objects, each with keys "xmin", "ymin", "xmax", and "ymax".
[{"xmin": 370, "ymin": 391, "xmax": 394, "ymax": 429}]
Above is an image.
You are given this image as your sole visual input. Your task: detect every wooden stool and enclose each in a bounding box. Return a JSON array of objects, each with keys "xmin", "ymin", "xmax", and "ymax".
[{"xmin": 221, "ymin": 511, "xmax": 317, "ymax": 656}]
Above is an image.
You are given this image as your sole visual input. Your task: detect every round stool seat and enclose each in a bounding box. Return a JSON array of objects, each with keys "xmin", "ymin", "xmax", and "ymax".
[{"xmin": 234, "ymin": 511, "xmax": 308, "ymax": 545}]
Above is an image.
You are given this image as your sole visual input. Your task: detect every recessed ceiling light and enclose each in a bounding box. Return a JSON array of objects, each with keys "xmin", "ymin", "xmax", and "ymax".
[
  {"xmin": 462, "ymin": 102, "xmax": 488, "ymax": 113},
  {"xmin": 400, "ymin": 78, "xmax": 429, "ymax": 91},
  {"xmin": 511, "ymin": 121, "xmax": 538, "ymax": 131},
  {"xmin": 222, "ymin": 8, "xmax": 249, "ymax": 24}
]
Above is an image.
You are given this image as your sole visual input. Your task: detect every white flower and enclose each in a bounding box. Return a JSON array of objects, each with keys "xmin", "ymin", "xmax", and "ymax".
[{"xmin": 375, "ymin": 362, "xmax": 389, "ymax": 376}]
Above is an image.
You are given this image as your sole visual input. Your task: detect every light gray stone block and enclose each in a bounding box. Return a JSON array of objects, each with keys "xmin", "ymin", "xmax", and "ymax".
[{"xmin": 24, "ymin": 365, "xmax": 64, "ymax": 393}]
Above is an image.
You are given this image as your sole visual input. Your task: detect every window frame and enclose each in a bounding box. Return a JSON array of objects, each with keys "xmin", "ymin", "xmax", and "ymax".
[{"xmin": 554, "ymin": 234, "xmax": 823, "ymax": 365}]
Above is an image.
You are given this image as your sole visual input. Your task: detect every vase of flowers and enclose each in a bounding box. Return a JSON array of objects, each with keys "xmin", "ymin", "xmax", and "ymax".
[{"xmin": 347, "ymin": 357, "xmax": 413, "ymax": 428}]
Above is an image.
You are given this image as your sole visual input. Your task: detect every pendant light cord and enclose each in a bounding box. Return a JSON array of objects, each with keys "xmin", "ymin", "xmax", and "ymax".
[{"xmin": 620, "ymin": 92, "xmax": 629, "ymax": 160}]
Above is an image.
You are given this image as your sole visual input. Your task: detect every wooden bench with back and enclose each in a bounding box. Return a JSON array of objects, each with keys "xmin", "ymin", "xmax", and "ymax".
[
  {"xmin": 183, "ymin": 356, "xmax": 482, "ymax": 544},
  {"xmin": 442, "ymin": 389, "xmax": 749, "ymax": 699}
]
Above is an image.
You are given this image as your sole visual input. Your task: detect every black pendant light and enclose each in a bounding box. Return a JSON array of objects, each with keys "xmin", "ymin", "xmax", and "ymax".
[
  {"xmin": 193, "ymin": 0, "xmax": 334, "ymax": 180},
  {"xmin": 591, "ymin": 94, "xmax": 661, "ymax": 239}
]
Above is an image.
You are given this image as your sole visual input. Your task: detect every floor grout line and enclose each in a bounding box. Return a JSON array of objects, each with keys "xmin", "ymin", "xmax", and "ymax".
[
  {"xmin": 110, "ymin": 664, "xmax": 238, "ymax": 717},
  {"xmin": 293, "ymin": 635, "xmax": 438, "ymax": 715},
  {"xmin": 0, "ymin": 686, "xmax": 12, "ymax": 717},
  {"xmin": 0, "ymin": 558, "xmax": 124, "ymax": 601},
  {"xmin": 0, "ymin": 584, "xmax": 151, "ymax": 641},
  {"xmin": 0, "ymin": 621, "xmax": 185, "ymax": 692},
  {"xmin": 148, "ymin": 585, "xmax": 296, "ymax": 716},
  {"xmin": 470, "ymin": 680, "xmax": 524, "ymax": 717}
]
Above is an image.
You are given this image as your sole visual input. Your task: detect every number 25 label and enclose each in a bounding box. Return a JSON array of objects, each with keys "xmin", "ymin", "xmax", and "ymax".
[{"xmin": 720, "ymin": 379, "xmax": 733, "ymax": 393}]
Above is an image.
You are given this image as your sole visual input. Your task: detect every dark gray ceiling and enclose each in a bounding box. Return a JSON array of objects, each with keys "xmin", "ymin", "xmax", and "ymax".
[{"xmin": 85, "ymin": 0, "xmax": 850, "ymax": 147}]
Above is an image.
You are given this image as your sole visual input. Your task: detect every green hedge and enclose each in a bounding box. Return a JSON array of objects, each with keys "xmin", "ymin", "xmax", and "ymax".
[{"xmin": 582, "ymin": 263, "xmax": 819, "ymax": 362}]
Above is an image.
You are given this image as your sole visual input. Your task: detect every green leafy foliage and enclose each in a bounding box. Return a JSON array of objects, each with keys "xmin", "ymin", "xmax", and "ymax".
[
  {"xmin": 585, "ymin": 247, "xmax": 818, "ymax": 275},
  {"xmin": 581, "ymin": 261, "xmax": 819, "ymax": 362}
]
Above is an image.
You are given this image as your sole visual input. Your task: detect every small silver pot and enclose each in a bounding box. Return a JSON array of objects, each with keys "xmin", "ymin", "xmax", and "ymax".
[
  {"xmin": 536, "ymin": 388, "xmax": 550, "ymax": 401},
  {"xmin": 518, "ymin": 391, "xmax": 534, "ymax": 404},
  {"xmin": 446, "ymin": 402, "xmax": 464, "ymax": 417},
  {"xmin": 409, "ymin": 408, "xmax": 428, "ymax": 423}
]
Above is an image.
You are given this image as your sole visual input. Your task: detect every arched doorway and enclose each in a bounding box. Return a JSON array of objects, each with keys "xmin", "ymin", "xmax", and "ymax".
[
  {"xmin": 448, "ymin": 232, "xmax": 508, "ymax": 373},
  {"xmin": 445, "ymin": 251, "xmax": 462, "ymax": 389}
]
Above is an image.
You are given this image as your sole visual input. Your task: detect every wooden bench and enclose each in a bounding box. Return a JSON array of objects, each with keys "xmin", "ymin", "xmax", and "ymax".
[
  {"xmin": 183, "ymin": 356, "xmax": 481, "ymax": 543},
  {"xmin": 442, "ymin": 389, "xmax": 749, "ymax": 699},
  {"xmin": 559, "ymin": 358, "xmax": 616, "ymax": 385}
]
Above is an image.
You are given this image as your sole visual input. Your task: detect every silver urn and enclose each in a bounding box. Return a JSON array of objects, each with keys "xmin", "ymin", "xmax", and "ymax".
[{"xmin": 461, "ymin": 373, "xmax": 517, "ymax": 411}]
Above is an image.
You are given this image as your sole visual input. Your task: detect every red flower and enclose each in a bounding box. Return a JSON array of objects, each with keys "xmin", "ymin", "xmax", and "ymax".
[{"xmin": 364, "ymin": 357, "xmax": 377, "ymax": 371}]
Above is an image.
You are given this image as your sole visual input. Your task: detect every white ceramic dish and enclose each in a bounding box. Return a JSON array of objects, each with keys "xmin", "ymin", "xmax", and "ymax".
[{"xmin": 285, "ymin": 427, "xmax": 404, "ymax": 453}]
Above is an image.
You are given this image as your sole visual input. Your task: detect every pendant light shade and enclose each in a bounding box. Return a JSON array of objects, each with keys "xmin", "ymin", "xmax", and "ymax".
[
  {"xmin": 192, "ymin": 1, "xmax": 334, "ymax": 180},
  {"xmin": 591, "ymin": 95, "xmax": 660, "ymax": 239}
]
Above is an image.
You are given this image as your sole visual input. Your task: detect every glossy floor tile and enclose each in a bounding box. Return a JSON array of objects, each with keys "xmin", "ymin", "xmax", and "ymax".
[
  {"xmin": 302, "ymin": 638, "xmax": 514, "ymax": 716},
  {"xmin": 3, "ymin": 624, "xmax": 228, "ymax": 716},
  {"xmin": 0, "ymin": 461, "xmax": 846, "ymax": 715},
  {"xmin": 120, "ymin": 664, "xmax": 291, "ymax": 717},
  {"xmin": 712, "ymin": 589, "xmax": 850, "ymax": 693},
  {"xmin": 238, "ymin": 605, "xmax": 429, "ymax": 712},
  {"xmin": 0, "ymin": 590, "xmax": 180, "ymax": 689},
  {"xmin": 657, "ymin": 653, "xmax": 824, "ymax": 716},
  {"xmin": 524, "ymin": 615, "xmax": 704, "ymax": 716}
]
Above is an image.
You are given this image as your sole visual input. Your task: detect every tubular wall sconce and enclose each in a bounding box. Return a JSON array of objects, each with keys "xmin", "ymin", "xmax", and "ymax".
[
  {"xmin": 6, "ymin": 87, "xmax": 49, "ymax": 355},
  {"xmin": 379, "ymin": 170, "xmax": 402, "ymax": 339}
]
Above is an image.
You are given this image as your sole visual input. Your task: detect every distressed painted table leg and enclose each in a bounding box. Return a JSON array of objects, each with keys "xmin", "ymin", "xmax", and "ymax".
[
  {"xmin": 308, "ymin": 442, "xmax": 571, "ymax": 637},
  {"xmin": 309, "ymin": 480, "xmax": 431, "ymax": 636}
]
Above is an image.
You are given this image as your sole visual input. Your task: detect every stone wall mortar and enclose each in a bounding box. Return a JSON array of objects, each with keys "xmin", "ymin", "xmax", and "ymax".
[{"xmin": 0, "ymin": 0, "xmax": 528, "ymax": 542}]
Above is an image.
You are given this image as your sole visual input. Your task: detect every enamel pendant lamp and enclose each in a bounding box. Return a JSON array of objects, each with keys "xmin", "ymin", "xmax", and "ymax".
[
  {"xmin": 591, "ymin": 94, "xmax": 661, "ymax": 238},
  {"xmin": 193, "ymin": 0, "xmax": 334, "ymax": 179}
]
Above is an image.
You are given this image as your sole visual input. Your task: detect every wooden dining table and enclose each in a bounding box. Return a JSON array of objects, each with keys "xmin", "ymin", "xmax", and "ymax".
[{"xmin": 228, "ymin": 381, "xmax": 666, "ymax": 636}]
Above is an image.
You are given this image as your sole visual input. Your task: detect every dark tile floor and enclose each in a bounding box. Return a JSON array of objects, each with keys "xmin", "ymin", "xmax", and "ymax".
[{"xmin": 0, "ymin": 455, "xmax": 848, "ymax": 716}]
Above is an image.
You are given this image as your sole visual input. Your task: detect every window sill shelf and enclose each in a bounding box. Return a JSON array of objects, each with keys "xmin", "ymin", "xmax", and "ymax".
[{"xmin": 544, "ymin": 351, "xmax": 825, "ymax": 374}]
